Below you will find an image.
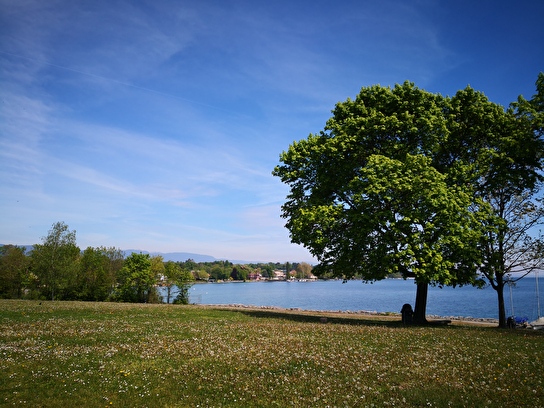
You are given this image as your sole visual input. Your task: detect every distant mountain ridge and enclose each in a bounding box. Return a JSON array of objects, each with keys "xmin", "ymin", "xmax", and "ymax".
[
  {"xmin": 1, "ymin": 244, "xmax": 252, "ymax": 264},
  {"xmin": 123, "ymin": 249, "xmax": 218, "ymax": 263},
  {"xmin": 123, "ymin": 250, "xmax": 255, "ymax": 264}
]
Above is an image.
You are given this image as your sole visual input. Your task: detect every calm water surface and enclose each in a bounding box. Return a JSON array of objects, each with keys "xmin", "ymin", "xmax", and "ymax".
[{"xmin": 163, "ymin": 277, "xmax": 543, "ymax": 320}]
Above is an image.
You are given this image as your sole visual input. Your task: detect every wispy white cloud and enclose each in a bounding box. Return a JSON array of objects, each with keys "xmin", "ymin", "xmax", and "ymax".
[
  {"xmin": 0, "ymin": 92, "xmax": 53, "ymax": 193},
  {"xmin": 1, "ymin": 0, "xmax": 541, "ymax": 262},
  {"xmin": 54, "ymin": 119, "xmax": 271, "ymax": 190}
]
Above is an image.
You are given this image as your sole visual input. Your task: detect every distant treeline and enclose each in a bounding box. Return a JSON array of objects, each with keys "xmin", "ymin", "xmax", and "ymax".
[{"xmin": 0, "ymin": 222, "xmax": 318, "ymax": 303}]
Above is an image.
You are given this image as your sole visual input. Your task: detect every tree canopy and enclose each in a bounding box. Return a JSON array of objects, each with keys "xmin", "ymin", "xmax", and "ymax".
[
  {"xmin": 113, "ymin": 252, "xmax": 155, "ymax": 303},
  {"xmin": 0, "ymin": 245, "xmax": 29, "ymax": 299},
  {"xmin": 274, "ymin": 77, "xmax": 544, "ymax": 325},
  {"xmin": 30, "ymin": 222, "xmax": 80, "ymax": 300}
]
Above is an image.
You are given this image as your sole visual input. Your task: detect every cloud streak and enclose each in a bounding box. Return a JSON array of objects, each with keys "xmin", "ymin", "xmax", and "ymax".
[{"xmin": 1, "ymin": 0, "xmax": 542, "ymax": 262}]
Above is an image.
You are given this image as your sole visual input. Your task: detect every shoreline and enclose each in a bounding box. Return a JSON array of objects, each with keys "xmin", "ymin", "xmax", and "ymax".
[{"xmin": 201, "ymin": 303, "xmax": 500, "ymax": 327}]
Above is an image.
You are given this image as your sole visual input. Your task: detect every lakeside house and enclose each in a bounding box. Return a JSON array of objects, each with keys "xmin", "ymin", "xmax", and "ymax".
[
  {"xmin": 248, "ymin": 271, "xmax": 262, "ymax": 281},
  {"xmin": 270, "ymin": 270, "xmax": 286, "ymax": 281}
]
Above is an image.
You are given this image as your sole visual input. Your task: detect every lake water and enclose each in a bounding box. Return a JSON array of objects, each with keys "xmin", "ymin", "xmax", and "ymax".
[{"xmin": 161, "ymin": 277, "xmax": 543, "ymax": 321}]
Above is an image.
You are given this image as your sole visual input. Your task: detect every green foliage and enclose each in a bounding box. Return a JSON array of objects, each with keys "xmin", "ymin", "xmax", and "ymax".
[
  {"xmin": 512, "ymin": 72, "xmax": 544, "ymax": 139},
  {"xmin": 76, "ymin": 246, "xmax": 123, "ymax": 301},
  {"xmin": 193, "ymin": 269, "xmax": 210, "ymax": 281},
  {"xmin": 446, "ymin": 77, "xmax": 544, "ymax": 327},
  {"xmin": 172, "ymin": 283, "xmax": 191, "ymax": 304},
  {"xmin": 209, "ymin": 263, "xmax": 230, "ymax": 280},
  {"xmin": 230, "ymin": 265, "xmax": 249, "ymax": 281},
  {"xmin": 274, "ymin": 77, "xmax": 544, "ymax": 325},
  {"xmin": 274, "ymin": 83, "xmax": 483, "ymax": 285},
  {"xmin": 163, "ymin": 261, "xmax": 194, "ymax": 304},
  {"xmin": 0, "ymin": 245, "xmax": 29, "ymax": 298},
  {"xmin": 150, "ymin": 255, "xmax": 165, "ymax": 280},
  {"xmin": 30, "ymin": 222, "xmax": 80, "ymax": 300},
  {"xmin": 112, "ymin": 253, "xmax": 156, "ymax": 303},
  {"xmin": 1, "ymin": 227, "xmax": 308, "ymax": 304},
  {"xmin": 295, "ymin": 262, "xmax": 313, "ymax": 279}
]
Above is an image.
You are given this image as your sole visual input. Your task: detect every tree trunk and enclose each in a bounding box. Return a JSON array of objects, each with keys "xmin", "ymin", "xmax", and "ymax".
[
  {"xmin": 496, "ymin": 281, "xmax": 507, "ymax": 328},
  {"xmin": 413, "ymin": 282, "xmax": 428, "ymax": 324}
]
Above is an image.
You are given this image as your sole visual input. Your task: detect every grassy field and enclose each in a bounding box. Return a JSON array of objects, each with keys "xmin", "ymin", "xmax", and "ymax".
[{"xmin": 1, "ymin": 300, "xmax": 542, "ymax": 407}]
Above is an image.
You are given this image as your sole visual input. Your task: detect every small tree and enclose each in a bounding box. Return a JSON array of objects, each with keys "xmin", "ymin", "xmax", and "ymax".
[
  {"xmin": 76, "ymin": 246, "xmax": 122, "ymax": 301},
  {"xmin": 31, "ymin": 222, "xmax": 80, "ymax": 300},
  {"xmin": 77, "ymin": 247, "xmax": 109, "ymax": 301},
  {"xmin": 295, "ymin": 262, "xmax": 313, "ymax": 279},
  {"xmin": 172, "ymin": 283, "xmax": 191, "ymax": 305},
  {"xmin": 163, "ymin": 261, "xmax": 180, "ymax": 303},
  {"xmin": 150, "ymin": 255, "xmax": 165, "ymax": 282},
  {"xmin": 479, "ymin": 192, "xmax": 544, "ymax": 323},
  {"xmin": 113, "ymin": 253, "xmax": 156, "ymax": 303},
  {"xmin": 193, "ymin": 269, "xmax": 210, "ymax": 281},
  {"xmin": 230, "ymin": 265, "xmax": 249, "ymax": 281},
  {"xmin": 0, "ymin": 245, "xmax": 30, "ymax": 298},
  {"xmin": 102, "ymin": 247, "xmax": 124, "ymax": 295},
  {"xmin": 209, "ymin": 263, "xmax": 229, "ymax": 281},
  {"xmin": 162, "ymin": 261, "xmax": 194, "ymax": 304},
  {"xmin": 444, "ymin": 77, "xmax": 544, "ymax": 327}
]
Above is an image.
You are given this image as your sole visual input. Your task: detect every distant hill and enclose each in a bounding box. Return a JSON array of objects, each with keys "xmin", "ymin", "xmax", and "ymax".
[
  {"xmin": 1, "ymin": 244, "xmax": 254, "ymax": 264},
  {"xmin": 123, "ymin": 249, "xmax": 218, "ymax": 263},
  {"xmin": 123, "ymin": 250, "xmax": 257, "ymax": 264}
]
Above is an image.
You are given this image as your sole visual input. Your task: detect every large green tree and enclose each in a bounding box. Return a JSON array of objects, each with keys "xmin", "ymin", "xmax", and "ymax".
[
  {"xmin": 31, "ymin": 222, "xmax": 80, "ymax": 300},
  {"xmin": 274, "ymin": 82, "xmax": 485, "ymax": 322},
  {"xmin": 274, "ymin": 78, "xmax": 544, "ymax": 326}
]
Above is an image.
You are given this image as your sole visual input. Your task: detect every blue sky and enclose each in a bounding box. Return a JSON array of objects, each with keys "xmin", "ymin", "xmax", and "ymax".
[{"xmin": 1, "ymin": 0, "xmax": 543, "ymax": 263}]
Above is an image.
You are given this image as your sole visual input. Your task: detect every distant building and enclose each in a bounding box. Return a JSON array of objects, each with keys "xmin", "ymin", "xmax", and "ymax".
[
  {"xmin": 248, "ymin": 272, "xmax": 262, "ymax": 281},
  {"xmin": 271, "ymin": 270, "xmax": 286, "ymax": 280}
]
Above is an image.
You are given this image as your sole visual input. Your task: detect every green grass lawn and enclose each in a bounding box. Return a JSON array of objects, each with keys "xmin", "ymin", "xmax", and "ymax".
[{"xmin": 1, "ymin": 300, "xmax": 542, "ymax": 407}]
